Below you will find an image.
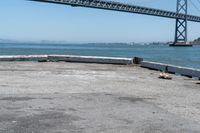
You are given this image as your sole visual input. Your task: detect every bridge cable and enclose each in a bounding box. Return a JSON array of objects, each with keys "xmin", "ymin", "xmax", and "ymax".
[
  {"xmin": 133, "ymin": 0, "xmax": 161, "ymax": 6},
  {"xmin": 111, "ymin": 0, "xmax": 160, "ymax": 6},
  {"xmin": 196, "ymin": 0, "xmax": 200, "ymax": 4},
  {"xmin": 189, "ymin": 0, "xmax": 200, "ymax": 13}
]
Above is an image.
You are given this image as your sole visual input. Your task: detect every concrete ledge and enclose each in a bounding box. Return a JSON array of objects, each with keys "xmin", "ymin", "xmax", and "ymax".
[
  {"xmin": 141, "ymin": 61, "xmax": 168, "ymax": 71},
  {"xmin": 168, "ymin": 65, "xmax": 200, "ymax": 78},
  {"xmin": 0, "ymin": 55, "xmax": 133, "ymax": 65},
  {"xmin": 48, "ymin": 55, "xmax": 133, "ymax": 65},
  {"xmin": 141, "ymin": 61, "xmax": 200, "ymax": 78},
  {"xmin": 0, "ymin": 55, "xmax": 48, "ymax": 61}
]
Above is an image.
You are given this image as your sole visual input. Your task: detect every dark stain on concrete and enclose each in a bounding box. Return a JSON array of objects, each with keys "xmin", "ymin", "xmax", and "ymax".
[
  {"xmin": 109, "ymin": 115, "xmax": 134, "ymax": 125},
  {"xmin": 104, "ymin": 93, "xmax": 112, "ymax": 96},
  {"xmin": 118, "ymin": 97, "xmax": 144, "ymax": 103},
  {"xmin": 5, "ymin": 106, "xmax": 21, "ymax": 110},
  {"xmin": 0, "ymin": 114, "xmax": 17, "ymax": 122},
  {"xmin": 5, "ymin": 111, "xmax": 82, "ymax": 133},
  {"xmin": 119, "ymin": 118, "xmax": 134, "ymax": 124},
  {"xmin": 41, "ymin": 97, "xmax": 55, "ymax": 100},
  {"xmin": 0, "ymin": 97, "xmax": 35, "ymax": 102},
  {"xmin": 90, "ymin": 93, "xmax": 101, "ymax": 97},
  {"xmin": 0, "ymin": 85, "xmax": 9, "ymax": 87},
  {"xmin": 90, "ymin": 68, "xmax": 114, "ymax": 72},
  {"xmin": 142, "ymin": 122, "xmax": 165, "ymax": 133},
  {"xmin": 34, "ymin": 108, "xmax": 46, "ymax": 112},
  {"xmin": 68, "ymin": 108, "xmax": 77, "ymax": 112}
]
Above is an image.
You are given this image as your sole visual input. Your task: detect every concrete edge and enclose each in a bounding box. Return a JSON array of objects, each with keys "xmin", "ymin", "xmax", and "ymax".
[
  {"xmin": 141, "ymin": 61, "xmax": 200, "ymax": 78},
  {"xmin": 141, "ymin": 61, "xmax": 168, "ymax": 71},
  {"xmin": 0, "ymin": 55, "xmax": 199, "ymax": 78},
  {"xmin": 0, "ymin": 55, "xmax": 133, "ymax": 65},
  {"xmin": 48, "ymin": 55, "xmax": 133, "ymax": 65},
  {"xmin": 0, "ymin": 55, "xmax": 48, "ymax": 61}
]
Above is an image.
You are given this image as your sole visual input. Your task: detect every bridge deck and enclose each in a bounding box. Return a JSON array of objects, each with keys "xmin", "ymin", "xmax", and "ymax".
[{"xmin": 30, "ymin": 0, "xmax": 200, "ymax": 22}]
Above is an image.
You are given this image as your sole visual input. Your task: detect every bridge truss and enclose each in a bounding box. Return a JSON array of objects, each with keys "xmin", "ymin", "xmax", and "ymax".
[{"xmin": 30, "ymin": 0, "xmax": 200, "ymax": 46}]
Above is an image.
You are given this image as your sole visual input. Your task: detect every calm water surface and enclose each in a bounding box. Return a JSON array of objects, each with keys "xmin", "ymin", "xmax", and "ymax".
[{"xmin": 0, "ymin": 43, "xmax": 199, "ymax": 69}]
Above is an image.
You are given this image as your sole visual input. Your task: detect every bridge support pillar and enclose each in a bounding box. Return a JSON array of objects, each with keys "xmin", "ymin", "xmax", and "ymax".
[{"xmin": 170, "ymin": 0, "xmax": 192, "ymax": 47}]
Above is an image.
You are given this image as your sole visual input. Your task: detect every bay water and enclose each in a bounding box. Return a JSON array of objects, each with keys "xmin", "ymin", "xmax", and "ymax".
[{"xmin": 0, "ymin": 43, "xmax": 199, "ymax": 69}]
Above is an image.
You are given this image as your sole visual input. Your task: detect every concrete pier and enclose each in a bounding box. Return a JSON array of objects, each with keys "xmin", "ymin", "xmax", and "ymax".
[{"xmin": 0, "ymin": 61, "xmax": 200, "ymax": 133}]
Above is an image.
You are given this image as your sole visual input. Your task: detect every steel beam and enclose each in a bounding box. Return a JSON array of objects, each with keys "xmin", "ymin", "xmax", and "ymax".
[{"xmin": 29, "ymin": 0, "xmax": 200, "ymax": 22}]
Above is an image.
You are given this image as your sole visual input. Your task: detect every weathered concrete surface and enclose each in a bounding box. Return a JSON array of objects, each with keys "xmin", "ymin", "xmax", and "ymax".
[{"xmin": 0, "ymin": 62, "xmax": 200, "ymax": 133}]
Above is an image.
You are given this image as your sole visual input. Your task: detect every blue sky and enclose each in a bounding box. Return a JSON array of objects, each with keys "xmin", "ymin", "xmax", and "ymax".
[{"xmin": 0, "ymin": 0, "xmax": 200, "ymax": 43}]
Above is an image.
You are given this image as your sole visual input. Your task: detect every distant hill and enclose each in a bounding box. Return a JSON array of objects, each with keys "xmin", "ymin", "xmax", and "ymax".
[
  {"xmin": 192, "ymin": 37, "xmax": 200, "ymax": 45},
  {"xmin": 0, "ymin": 39, "xmax": 9, "ymax": 43},
  {"xmin": 0, "ymin": 38, "xmax": 18, "ymax": 43},
  {"xmin": 0, "ymin": 38, "xmax": 70, "ymax": 44},
  {"xmin": 194, "ymin": 37, "xmax": 200, "ymax": 42}
]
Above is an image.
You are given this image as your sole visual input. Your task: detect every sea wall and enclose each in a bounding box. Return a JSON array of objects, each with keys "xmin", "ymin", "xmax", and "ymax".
[
  {"xmin": 0, "ymin": 55, "xmax": 199, "ymax": 78},
  {"xmin": 0, "ymin": 55, "xmax": 133, "ymax": 65},
  {"xmin": 141, "ymin": 61, "xmax": 200, "ymax": 78},
  {"xmin": 0, "ymin": 55, "xmax": 48, "ymax": 61},
  {"xmin": 48, "ymin": 55, "xmax": 133, "ymax": 65}
]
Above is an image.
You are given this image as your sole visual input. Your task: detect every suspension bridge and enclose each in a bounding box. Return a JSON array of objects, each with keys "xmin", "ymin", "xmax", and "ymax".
[{"xmin": 29, "ymin": 0, "xmax": 200, "ymax": 46}]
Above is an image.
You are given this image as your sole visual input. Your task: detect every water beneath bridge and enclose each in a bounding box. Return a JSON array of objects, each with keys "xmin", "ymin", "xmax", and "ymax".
[{"xmin": 0, "ymin": 43, "xmax": 200, "ymax": 69}]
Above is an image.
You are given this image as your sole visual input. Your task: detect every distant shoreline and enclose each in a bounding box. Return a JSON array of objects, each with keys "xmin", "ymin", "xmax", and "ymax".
[{"xmin": 0, "ymin": 41, "xmax": 199, "ymax": 46}]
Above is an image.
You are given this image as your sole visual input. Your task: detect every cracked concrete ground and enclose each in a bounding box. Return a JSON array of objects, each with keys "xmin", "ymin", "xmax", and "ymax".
[{"xmin": 0, "ymin": 62, "xmax": 200, "ymax": 133}]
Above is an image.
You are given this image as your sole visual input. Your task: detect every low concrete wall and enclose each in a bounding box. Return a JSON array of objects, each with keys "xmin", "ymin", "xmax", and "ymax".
[
  {"xmin": 0, "ymin": 55, "xmax": 48, "ymax": 61},
  {"xmin": 48, "ymin": 55, "xmax": 133, "ymax": 65},
  {"xmin": 141, "ymin": 61, "xmax": 168, "ymax": 71},
  {"xmin": 141, "ymin": 61, "xmax": 200, "ymax": 78},
  {"xmin": 168, "ymin": 65, "xmax": 200, "ymax": 78},
  {"xmin": 0, "ymin": 55, "xmax": 132, "ymax": 65},
  {"xmin": 0, "ymin": 55, "xmax": 199, "ymax": 78}
]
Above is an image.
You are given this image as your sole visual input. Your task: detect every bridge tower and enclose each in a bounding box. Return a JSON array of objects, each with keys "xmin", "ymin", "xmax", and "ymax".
[{"xmin": 171, "ymin": 0, "xmax": 191, "ymax": 46}]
